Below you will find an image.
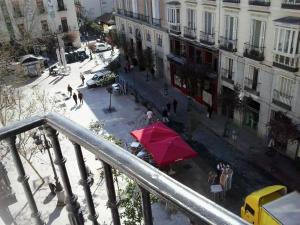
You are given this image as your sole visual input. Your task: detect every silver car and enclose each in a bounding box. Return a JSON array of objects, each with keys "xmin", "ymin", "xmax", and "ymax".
[{"xmin": 86, "ymin": 70, "xmax": 111, "ymax": 88}]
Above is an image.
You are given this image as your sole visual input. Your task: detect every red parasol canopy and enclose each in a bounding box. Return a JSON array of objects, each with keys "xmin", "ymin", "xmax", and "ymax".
[
  {"xmin": 130, "ymin": 122, "xmax": 178, "ymax": 145},
  {"xmin": 130, "ymin": 122, "xmax": 198, "ymax": 166}
]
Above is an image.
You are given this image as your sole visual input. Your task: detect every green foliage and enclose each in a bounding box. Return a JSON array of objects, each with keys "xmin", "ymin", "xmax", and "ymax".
[
  {"xmin": 83, "ymin": 21, "xmax": 103, "ymax": 36},
  {"xmin": 96, "ymin": 73, "xmax": 116, "ymax": 87},
  {"xmin": 106, "ymin": 60, "xmax": 121, "ymax": 74}
]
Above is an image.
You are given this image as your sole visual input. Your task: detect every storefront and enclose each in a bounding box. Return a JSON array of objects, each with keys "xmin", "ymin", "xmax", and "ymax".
[{"xmin": 243, "ymin": 98, "xmax": 260, "ymax": 131}]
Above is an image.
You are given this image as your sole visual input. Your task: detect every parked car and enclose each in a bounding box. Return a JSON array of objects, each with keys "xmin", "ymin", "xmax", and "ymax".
[
  {"xmin": 95, "ymin": 43, "xmax": 111, "ymax": 52},
  {"xmin": 86, "ymin": 70, "xmax": 112, "ymax": 88}
]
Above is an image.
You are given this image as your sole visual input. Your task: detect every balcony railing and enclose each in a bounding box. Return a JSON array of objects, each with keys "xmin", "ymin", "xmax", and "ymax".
[
  {"xmin": 0, "ymin": 113, "xmax": 248, "ymax": 225},
  {"xmin": 200, "ymin": 31, "xmax": 215, "ymax": 45},
  {"xmin": 273, "ymin": 89, "xmax": 293, "ymax": 110},
  {"xmin": 152, "ymin": 18, "xmax": 161, "ymax": 27},
  {"xmin": 282, "ymin": 0, "xmax": 300, "ymax": 9},
  {"xmin": 117, "ymin": 9, "xmax": 124, "ymax": 15},
  {"xmin": 273, "ymin": 54, "xmax": 299, "ymax": 72},
  {"xmin": 169, "ymin": 24, "xmax": 181, "ymax": 35},
  {"xmin": 137, "ymin": 14, "xmax": 149, "ymax": 23},
  {"xmin": 124, "ymin": 10, "xmax": 133, "ymax": 18},
  {"xmin": 184, "ymin": 26, "xmax": 196, "ymax": 39},
  {"xmin": 219, "ymin": 36, "xmax": 237, "ymax": 52},
  {"xmin": 223, "ymin": 0, "xmax": 240, "ymax": 3},
  {"xmin": 221, "ymin": 68, "xmax": 234, "ymax": 84},
  {"xmin": 244, "ymin": 77, "xmax": 260, "ymax": 95},
  {"xmin": 243, "ymin": 43, "xmax": 265, "ymax": 61},
  {"xmin": 249, "ymin": 0, "xmax": 271, "ymax": 6}
]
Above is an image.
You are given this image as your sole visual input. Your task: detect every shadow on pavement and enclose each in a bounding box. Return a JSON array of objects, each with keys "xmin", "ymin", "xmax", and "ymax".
[
  {"xmin": 46, "ymin": 206, "xmax": 64, "ymax": 225},
  {"xmin": 43, "ymin": 193, "xmax": 56, "ymax": 204}
]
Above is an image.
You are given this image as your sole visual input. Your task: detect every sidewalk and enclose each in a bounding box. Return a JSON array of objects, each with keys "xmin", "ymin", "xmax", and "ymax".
[{"xmin": 118, "ymin": 62, "xmax": 300, "ymax": 192}]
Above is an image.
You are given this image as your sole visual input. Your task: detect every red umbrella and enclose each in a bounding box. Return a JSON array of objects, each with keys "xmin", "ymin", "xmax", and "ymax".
[
  {"xmin": 131, "ymin": 122, "xmax": 178, "ymax": 146},
  {"xmin": 146, "ymin": 136, "xmax": 198, "ymax": 166}
]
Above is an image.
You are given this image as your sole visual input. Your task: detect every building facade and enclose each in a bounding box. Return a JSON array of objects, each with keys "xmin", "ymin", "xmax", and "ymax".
[
  {"xmin": 80, "ymin": 0, "xmax": 115, "ymax": 20},
  {"xmin": 0, "ymin": 0, "xmax": 80, "ymax": 47},
  {"xmin": 115, "ymin": 0, "xmax": 300, "ymax": 159}
]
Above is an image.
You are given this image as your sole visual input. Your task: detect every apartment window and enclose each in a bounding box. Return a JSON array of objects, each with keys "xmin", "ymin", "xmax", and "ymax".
[
  {"xmin": 225, "ymin": 57, "xmax": 233, "ymax": 79},
  {"xmin": 204, "ymin": 12, "xmax": 214, "ymax": 35},
  {"xmin": 187, "ymin": 8, "xmax": 196, "ymax": 28},
  {"xmin": 168, "ymin": 8, "xmax": 180, "ymax": 24},
  {"xmin": 250, "ymin": 19, "xmax": 265, "ymax": 47},
  {"xmin": 146, "ymin": 30, "xmax": 151, "ymax": 42},
  {"xmin": 41, "ymin": 20, "xmax": 49, "ymax": 33},
  {"xmin": 60, "ymin": 17, "xmax": 68, "ymax": 32},
  {"xmin": 156, "ymin": 33, "xmax": 162, "ymax": 47},
  {"xmin": 278, "ymin": 76, "xmax": 294, "ymax": 97},
  {"xmin": 247, "ymin": 66, "xmax": 259, "ymax": 90},
  {"xmin": 36, "ymin": 0, "xmax": 45, "ymax": 13},
  {"xmin": 121, "ymin": 24, "xmax": 125, "ymax": 31},
  {"xmin": 129, "ymin": 26, "xmax": 132, "ymax": 34},
  {"xmin": 12, "ymin": 0, "xmax": 22, "ymax": 17},
  {"xmin": 224, "ymin": 15, "xmax": 238, "ymax": 40},
  {"xmin": 18, "ymin": 23, "xmax": 25, "ymax": 35},
  {"xmin": 125, "ymin": 0, "xmax": 132, "ymax": 11}
]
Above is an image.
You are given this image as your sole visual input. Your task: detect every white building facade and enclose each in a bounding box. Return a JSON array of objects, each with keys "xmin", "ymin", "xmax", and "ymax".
[
  {"xmin": 116, "ymin": 0, "xmax": 300, "ymax": 159},
  {"xmin": 80, "ymin": 0, "xmax": 114, "ymax": 20},
  {"xmin": 0, "ymin": 0, "xmax": 80, "ymax": 47}
]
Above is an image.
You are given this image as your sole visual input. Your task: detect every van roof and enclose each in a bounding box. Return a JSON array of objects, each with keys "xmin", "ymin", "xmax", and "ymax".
[
  {"xmin": 263, "ymin": 192, "xmax": 300, "ymax": 225},
  {"xmin": 245, "ymin": 185, "xmax": 286, "ymax": 208}
]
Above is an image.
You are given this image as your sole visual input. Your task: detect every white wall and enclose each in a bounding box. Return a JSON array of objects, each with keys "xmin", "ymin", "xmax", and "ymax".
[{"xmin": 81, "ymin": 0, "xmax": 114, "ymax": 20}]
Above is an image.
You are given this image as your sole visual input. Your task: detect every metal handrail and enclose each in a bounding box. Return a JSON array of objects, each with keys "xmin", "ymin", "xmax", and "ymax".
[{"xmin": 0, "ymin": 113, "xmax": 249, "ymax": 225}]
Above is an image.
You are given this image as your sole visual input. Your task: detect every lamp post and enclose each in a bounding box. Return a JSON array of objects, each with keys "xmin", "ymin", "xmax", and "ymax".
[{"xmin": 32, "ymin": 127, "xmax": 65, "ymax": 206}]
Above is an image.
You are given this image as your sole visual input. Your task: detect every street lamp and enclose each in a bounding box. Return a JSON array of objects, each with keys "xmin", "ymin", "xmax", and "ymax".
[{"xmin": 32, "ymin": 127, "xmax": 65, "ymax": 206}]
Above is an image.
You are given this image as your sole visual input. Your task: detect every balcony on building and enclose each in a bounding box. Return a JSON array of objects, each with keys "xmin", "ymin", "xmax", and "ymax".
[
  {"xmin": 219, "ymin": 36, "xmax": 237, "ymax": 52},
  {"xmin": 57, "ymin": 0, "xmax": 67, "ymax": 11},
  {"xmin": 0, "ymin": 113, "xmax": 248, "ymax": 225},
  {"xmin": 273, "ymin": 89, "xmax": 292, "ymax": 110},
  {"xmin": 200, "ymin": 31, "xmax": 215, "ymax": 45},
  {"xmin": 169, "ymin": 24, "xmax": 181, "ymax": 35},
  {"xmin": 223, "ymin": 0, "xmax": 240, "ymax": 3},
  {"xmin": 152, "ymin": 18, "xmax": 161, "ymax": 27},
  {"xmin": 273, "ymin": 17, "xmax": 300, "ymax": 72},
  {"xmin": 184, "ymin": 26, "xmax": 196, "ymax": 39},
  {"xmin": 117, "ymin": 8, "xmax": 124, "ymax": 15},
  {"xmin": 137, "ymin": 13, "xmax": 149, "ymax": 23},
  {"xmin": 282, "ymin": 0, "xmax": 300, "ymax": 10},
  {"xmin": 221, "ymin": 68, "xmax": 234, "ymax": 84},
  {"xmin": 249, "ymin": 0, "xmax": 271, "ymax": 6},
  {"xmin": 124, "ymin": 10, "xmax": 133, "ymax": 18},
  {"xmin": 243, "ymin": 43, "xmax": 265, "ymax": 61},
  {"xmin": 244, "ymin": 77, "xmax": 260, "ymax": 96}
]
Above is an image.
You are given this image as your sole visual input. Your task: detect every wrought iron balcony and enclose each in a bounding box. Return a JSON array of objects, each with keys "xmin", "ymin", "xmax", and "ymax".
[
  {"xmin": 273, "ymin": 54, "xmax": 299, "ymax": 72},
  {"xmin": 273, "ymin": 89, "xmax": 293, "ymax": 110},
  {"xmin": 124, "ymin": 10, "xmax": 133, "ymax": 18},
  {"xmin": 243, "ymin": 43, "xmax": 265, "ymax": 61},
  {"xmin": 219, "ymin": 36, "xmax": 237, "ymax": 52},
  {"xmin": 137, "ymin": 14, "xmax": 149, "ymax": 23},
  {"xmin": 0, "ymin": 113, "xmax": 248, "ymax": 225},
  {"xmin": 152, "ymin": 18, "xmax": 161, "ymax": 27},
  {"xmin": 249, "ymin": 0, "xmax": 271, "ymax": 6},
  {"xmin": 282, "ymin": 0, "xmax": 300, "ymax": 9},
  {"xmin": 221, "ymin": 68, "xmax": 234, "ymax": 84},
  {"xmin": 244, "ymin": 78, "xmax": 260, "ymax": 96},
  {"xmin": 200, "ymin": 31, "xmax": 215, "ymax": 45},
  {"xmin": 223, "ymin": 0, "xmax": 240, "ymax": 3},
  {"xmin": 116, "ymin": 9, "xmax": 124, "ymax": 15},
  {"xmin": 169, "ymin": 24, "xmax": 181, "ymax": 35},
  {"xmin": 184, "ymin": 26, "xmax": 196, "ymax": 39}
]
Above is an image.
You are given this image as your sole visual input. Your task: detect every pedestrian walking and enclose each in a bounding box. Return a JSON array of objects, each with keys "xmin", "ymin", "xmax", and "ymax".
[
  {"xmin": 207, "ymin": 105, "xmax": 213, "ymax": 119},
  {"xmin": 166, "ymin": 102, "xmax": 171, "ymax": 113},
  {"xmin": 73, "ymin": 93, "xmax": 78, "ymax": 105},
  {"xmin": 67, "ymin": 84, "xmax": 72, "ymax": 97},
  {"xmin": 173, "ymin": 98, "xmax": 178, "ymax": 114},
  {"xmin": 162, "ymin": 108, "xmax": 169, "ymax": 123},
  {"xmin": 78, "ymin": 91, "xmax": 83, "ymax": 104},
  {"xmin": 80, "ymin": 73, "xmax": 85, "ymax": 86},
  {"xmin": 145, "ymin": 109, "xmax": 153, "ymax": 125}
]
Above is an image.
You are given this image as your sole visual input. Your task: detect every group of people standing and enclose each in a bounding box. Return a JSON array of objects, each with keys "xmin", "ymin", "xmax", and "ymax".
[{"xmin": 67, "ymin": 84, "xmax": 83, "ymax": 106}]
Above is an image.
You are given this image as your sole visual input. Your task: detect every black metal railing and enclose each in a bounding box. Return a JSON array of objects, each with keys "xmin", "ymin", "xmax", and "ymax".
[
  {"xmin": 137, "ymin": 14, "xmax": 149, "ymax": 23},
  {"xmin": 117, "ymin": 9, "xmax": 124, "ymax": 15},
  {"xmin": 200, "ymin": 31, "xmax": 215, "ymax": 45},
  {"xmin": 221, "ymin": 68, "xmax": 234, "ymax": 84},
  {"xmin": 152, "ymin": 18, "xmax": 161, "ymax": 27},
  {"xmin": 281, "ymin": 0, "xmax": 300, "ymax": 9},
  {"xmin": 219, "ymin": 36, "xmax": 237, "ymax": 52},
  {"xmin": 169, "ymin": 24, "xmax": 181, "ymax": 34},
  {"xmin": 0, "ymin": 113, "xmax": 248, "ymax": 225},
  {"xmin": 249, "ymin": 0, "xmax": 271, "ymax": 6},
  {"xmin": 243, "ymin": 43, "xmax": 265, "ymax": 61},
  {"xmin": 223, "ymin": 0, "xmax": 240, "ymax": 3},
  {"xmin": 273, "ymin": 89, "xmax": 293, "ymax": 110},
  {"xmin": 124, "ymin": 10, "xmax": 133, "ymax": 18},
  {"xmin": 273, "ymin": 54, "xmax": 299, "ymax": 72},
  {"xmin": 184, "ymin": 26, "xmax": 197, "ymax": 39}
]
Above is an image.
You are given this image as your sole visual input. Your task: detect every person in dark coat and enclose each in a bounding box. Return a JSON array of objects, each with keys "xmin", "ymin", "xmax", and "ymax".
[
  {"xmin": 80, "ymin": 73, "xmax": 85, "ymax": 85},
  {"xmin": 162, "ymin": 108, "xmax": 169, "ymax": 123},
  {"xmin": 67, "ymin": 84, "xmax": 72, "ymax": 97},
  {"xmin": 166, "ymin": 102, "xmax": 171, "ymax": 113},
  {"xmin": 73, "ymin": 93, "xmax": 78, "ymax": 105},
  {"xmin": 173, "ymin": 98, "xmax": 178, "ymax": 114},
  {"xmin": 78, "ymin": 91, "xmax": 83, "ymax": 104}
]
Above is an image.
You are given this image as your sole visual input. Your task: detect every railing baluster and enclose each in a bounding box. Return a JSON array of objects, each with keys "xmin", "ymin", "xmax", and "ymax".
[
  {"xmin": 139, "ymin": 186, "xmax": 153, "ymax": 225},
  {"xmin": 45, "ymin": 126, "xmax": 84, "ymax": 225},
  {"xmin": 6, "ymin": 136, "xmax": 45, "ymax": 225},
  {"xmin": 102, "ymin": 162, "xmax": 121, "ymax": 225},
  {"xmin": 72, "ymin": 142, "xmax": 99, "ymax": 225}
]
